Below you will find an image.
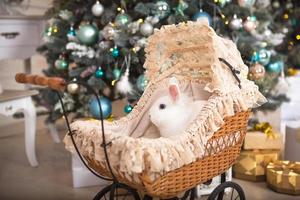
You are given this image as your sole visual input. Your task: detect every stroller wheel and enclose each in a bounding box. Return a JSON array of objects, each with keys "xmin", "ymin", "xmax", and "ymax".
[
  {"xmin": 93, "ymin": 183, "xmax": 140, "ymax": 200},
  {"xmin": 208, "ymin": 181, "xmax": 245, "ymax": 200}
]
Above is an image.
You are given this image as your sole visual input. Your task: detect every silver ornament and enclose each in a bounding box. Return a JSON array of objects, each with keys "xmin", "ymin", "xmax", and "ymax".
[
  {"xmin": 101, "ymin": 24, "xmax": 116, "ymax": 40},
  {"xmin": 92, "ymin": 1, "xmax": 104, "ymax": 17},
  {"xmin": 255, "ymin": 0, "xmax": 270, "ymax": 8},
  {"xmin": 67, "ymin": 83, "xmax": 80, "ymax": 94},
  {"xmin": 140, "ymin": 22, "xmax": 154, "ymax": 36},
  {"xmin": 229, "ymin": 15, "xmax": 242, "ymax": 30}
]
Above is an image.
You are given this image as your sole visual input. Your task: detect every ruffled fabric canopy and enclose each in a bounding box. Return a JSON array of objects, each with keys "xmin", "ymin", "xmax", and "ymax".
[
  {"xmin": 64, "ymin": 20, "xmax": 266, "ymax": 184},
  {"xmin": 144, "ymin": 20, "xmax": 255, "ymax": 95}
]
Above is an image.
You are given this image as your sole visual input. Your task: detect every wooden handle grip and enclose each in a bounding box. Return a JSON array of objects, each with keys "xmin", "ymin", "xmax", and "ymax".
[{"xmin": 15, "ymin": 73, "xmax": 66, "ymax": 91}]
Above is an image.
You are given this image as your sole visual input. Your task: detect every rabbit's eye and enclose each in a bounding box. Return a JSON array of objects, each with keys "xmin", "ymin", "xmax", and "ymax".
[{"xmin": 159, "ymin": 104, "xmax": 166, "ymax": 110}]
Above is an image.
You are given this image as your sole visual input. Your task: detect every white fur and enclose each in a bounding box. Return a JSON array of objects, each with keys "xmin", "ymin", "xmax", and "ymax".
[{"xmin": 149, "ymin": 78, "xmax": 206, "ymax": 138}]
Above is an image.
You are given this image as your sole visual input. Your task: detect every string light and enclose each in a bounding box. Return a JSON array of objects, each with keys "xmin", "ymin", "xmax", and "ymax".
[
  {"xmin": 131, "ymin": 47, "xmax": 138, "ymax": 53},
  {"xmin": 283, "ymin": 13, "xmax": 289, "ymax": 20},
  {"xmin": 296, "ymin": 35, "xmax": 300, "ymax": 40}
]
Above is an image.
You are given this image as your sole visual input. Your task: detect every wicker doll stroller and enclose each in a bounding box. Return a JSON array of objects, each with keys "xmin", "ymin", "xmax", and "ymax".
[{"xmin": 15, "ymin": 21, "xmax": 266, "ymax": 200}]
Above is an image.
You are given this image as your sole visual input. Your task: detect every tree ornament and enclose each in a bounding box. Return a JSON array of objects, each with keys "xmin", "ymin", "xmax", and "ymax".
[
  {"xmin": 67, "ymin": 82, "xmax": 80, "ymax": 94},
  {"xmin": 249, "ymin": 63, "xmax": 265, "ymax": 80},
  {"xmin": 91, "ymin": 1, "xmax": 104, "ymax": 17},
  {"xmin": 111, "ymin": 46, "xmax": 120, "ymax": 58},
  {"xmin": 153, "ymin": 0, "xmax": 170, "ymax": 19},
  {"xmin": 55, "ymin": 57, "xmax": 68, "ymax": 70},
  {"xmin": 76, "ymin": 24, "xmax": 99, "ymax": 46},
  {"xmin": 175, "ymin": 0, "xmax": 188, "ymax": 16},
  {"xmin": 192, "ymin": 10, "xmax": 212, "ymax": 26},
  {"xmin": 140, "ymin": 22, "xmax": 154, "ymax": 36},
  {"xmin": 67, "ymin": 25, "xmax": 76, "ymax": 41},
  {"xmin": 229, "ymin": 15, "xmax": 243, "ymax": 30},
  {"xmin": 59, "ymin": 10, "xmax": 73, "ymax": 21},
  {"xmin": 215, "ymin": 0, "xmax": 232, "ymax": 7},
  {"xmin": 101, "ymin": 24, "xmax": 116, "ymax": 40},
  {"xmin": 115, "ymin": 11, "xmax": 132, "ymax": 27},
  {"xmin": 255, "ymin": 0, "xmax": 270, "ymax": 8},
  {"xmin": 113, "ymin": 68, "xmax": 121, "ymax": 79},
  {"xmin": 95, "ymin": 67, "xmax": 104, "ymax": 78},
  {"xmin": 266, "ymin": 61, "xmax": 284, "ymax": 73},
  {"xmin": 243, "ymin": 16, "xmax": 257, "ymax": 32},
  {"xmin": 238, "ymin": 0, "xmax": 256, "ymax": 7},
  {"xmin": 124, "ymin": 104, "xmax": 133, "ymax": 114},
  {"xmin": 116, "ymin": 55, "xmax": 133, "ymax": 94},
  {"xmin": 89, "ymin": 96, "xmax": 112, "ymax": 119},
  {"xmin": 258, "ymin": 48, "xmax": 271, "ymax": 65},
  {"xmin": 136, "ymin": 74, "xmax": 148, "ymax": 92},
  {"xmin": 251, "ymin": 51, "xmax": 260, "ymax": 63},
  {"xmin": 272, "ymin": 1, "xmax": 280, "ymax": 8}
]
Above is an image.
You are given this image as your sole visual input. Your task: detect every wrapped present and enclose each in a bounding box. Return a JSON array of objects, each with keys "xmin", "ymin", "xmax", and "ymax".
[
  {"xmin": 244, "ymin": 131, "xmax": 283, "ymax": 150},
  {"xmin": 267, "ymin": 160, "xmax": 300, "ymax": 195},
  {"xmin": 233, "ymin": 150, "xmax": 279, "ymax": 181}
]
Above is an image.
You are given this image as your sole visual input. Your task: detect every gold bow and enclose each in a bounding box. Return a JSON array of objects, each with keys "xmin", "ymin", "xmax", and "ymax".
[
  {"xmin": 250, "ymin": 122, "xmax": 277, "ymax": 139},
  {"xmin": 267, "ymin": 161, "xmax": 300, "ymax": 188}
]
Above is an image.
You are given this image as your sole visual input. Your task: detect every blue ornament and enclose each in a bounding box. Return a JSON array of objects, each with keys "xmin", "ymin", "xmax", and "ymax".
[
  {"xmin": 55, "ymin": 59, "xmax": 68, "ymax": 70},
  {"xmin": 153, "ymin": 0, "xmax": 171, "ymax": 19},
  {"xmin": 89, "ymin": 97, "xmax": 112, "ymax": 119},
  {"xmin": 136, "ymin": 74, "xmax": 147, "ymax": 92},
  {"xmin": 95, "ymin": 68, "xmax": 104, "ymax": 78},
  {"xmin": 258, "ymin": 49, "xmax": 271, "ymax": 66},
  {"xmin": 251, "ymin": 52, "xmax": 260, "ymax": 63},
  {"xmin": 76, "ymin": 24, "xmax": 99, "ymax": 46},
  {"xmin": 124, "ymin": 104, "xmax": 133, "ymax": 114},
  {"xmin": 266, "ymin": 61, "xmax": 284, "ymax": 73},
  {"xmin": 111, "ymin": 47, "xmax": 119, "ymax": 58},
  {"xmin": 113, "ymin": 68, "xmax": 121, "ymax": 79},
  {"xmin": 67, "ymin": 26, "xmax": 76, "ymax": 37},
  {"xmin": 115, "ymin": 13, "xmax": 132, "ymax": 27},
  {"xmin": 192, "ymin": 11, "xmax": 212, "ymax": 26}
]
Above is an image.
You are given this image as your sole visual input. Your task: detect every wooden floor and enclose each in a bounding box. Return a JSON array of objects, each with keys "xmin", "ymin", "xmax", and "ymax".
[{"xmin": 0, "ymin": 116, "xmax": 298, "ymax": 200}]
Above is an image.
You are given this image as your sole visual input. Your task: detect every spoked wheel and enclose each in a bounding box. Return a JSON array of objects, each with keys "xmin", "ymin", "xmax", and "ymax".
[
  {"xmin": 208, "ymin": 181, "xmax": 245, "ymax": 200},
  {"xmin": 93, "ymin": 182, "xmax": 140, "ymax": 200}
]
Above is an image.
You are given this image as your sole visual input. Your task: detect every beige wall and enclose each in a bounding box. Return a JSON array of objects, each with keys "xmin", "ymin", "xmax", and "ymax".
[{"xmin": 0, "ymin": 55, "xmax": 47, "ymax": 90}]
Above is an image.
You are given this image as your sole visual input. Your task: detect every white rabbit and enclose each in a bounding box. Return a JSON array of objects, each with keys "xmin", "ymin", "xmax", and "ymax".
[{"xmin": 149, "ymin": 77, "xmax": 206, "ymax": 138}]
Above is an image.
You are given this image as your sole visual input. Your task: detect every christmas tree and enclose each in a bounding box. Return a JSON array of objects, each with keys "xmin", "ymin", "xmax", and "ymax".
[{"xmin": 37, "ymin": 0, "xmax": 299, "ymax": 122}]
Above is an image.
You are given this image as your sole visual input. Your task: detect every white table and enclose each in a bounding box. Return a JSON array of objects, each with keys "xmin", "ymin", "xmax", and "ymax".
[
  {"xmin": 0, "ymin": 15, "xmax": 60, "ymax": 166},
  {"xmin": 0, "ymin": 90, "xmax": 38, "ymax": 166}
]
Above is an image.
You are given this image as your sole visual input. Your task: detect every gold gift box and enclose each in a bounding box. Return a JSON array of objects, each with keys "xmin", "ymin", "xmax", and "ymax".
[
  {"xmin": 244, "ymin": 131, "xmax": 283, "ymax": 150},
  {"xmin": 233, "ymin": 150, "xmax": 279, "ymax": 181},
  {"xmin": 267, "ymin": 160, "xmax": 300, "ymax": 195}
]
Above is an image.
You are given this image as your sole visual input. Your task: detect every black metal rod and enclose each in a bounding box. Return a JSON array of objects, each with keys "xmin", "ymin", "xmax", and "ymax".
[
  {"xmin": 56, "ymin": 91, "xmax": 113, "ymax": 181},
  {"xmin": 69, "ymin": 80, "xmax": 118, "ymax": 182},
  {"xmin": 219, "ymin": 58, "xmax": 242, "ymax": 89}
]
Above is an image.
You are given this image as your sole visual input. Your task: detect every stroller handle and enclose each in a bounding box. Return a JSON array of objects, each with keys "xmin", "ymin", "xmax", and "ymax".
[{"xmin": 15, "ymin": 73, "xmax": 66, "ymax": 91}]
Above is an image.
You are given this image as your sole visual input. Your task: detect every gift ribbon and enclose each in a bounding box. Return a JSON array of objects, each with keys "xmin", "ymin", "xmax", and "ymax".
[
  {"xmin": 267, "ymin": 161, "xmax": 300, "ymax": 188},
  {"xmin": 250, "ymin": 122, "xmax": 277, "ymax": 139}
]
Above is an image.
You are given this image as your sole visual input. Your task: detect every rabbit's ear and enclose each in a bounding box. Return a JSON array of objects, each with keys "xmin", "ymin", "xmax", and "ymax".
[{"xmin": 168, "ymin": 77, "xmax": 180, "ymax": 103}]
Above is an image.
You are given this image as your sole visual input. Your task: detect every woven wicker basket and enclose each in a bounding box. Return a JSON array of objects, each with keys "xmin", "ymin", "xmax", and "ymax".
[{"xmin": 85, "ymin": 111, "xmax": 250, "ymax": 199}]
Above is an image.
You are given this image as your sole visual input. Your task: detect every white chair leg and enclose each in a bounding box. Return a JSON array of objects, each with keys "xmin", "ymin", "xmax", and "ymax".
[
  {"xmin": 47, "ymin": 123, "xmax": 61, "ymax": 143},
  {"xmin": 22, "ymin": 97, "xmax": 38, "ymax": 167}
]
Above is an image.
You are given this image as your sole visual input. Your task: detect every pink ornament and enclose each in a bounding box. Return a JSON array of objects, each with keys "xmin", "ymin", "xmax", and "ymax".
[
  {"xmin": 238, "ymin": 0, "xmax": 256, "ymax": 7},
  {"xmin": 243, "ymin": 17, "xmax": 257, "ymax": 32}
]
